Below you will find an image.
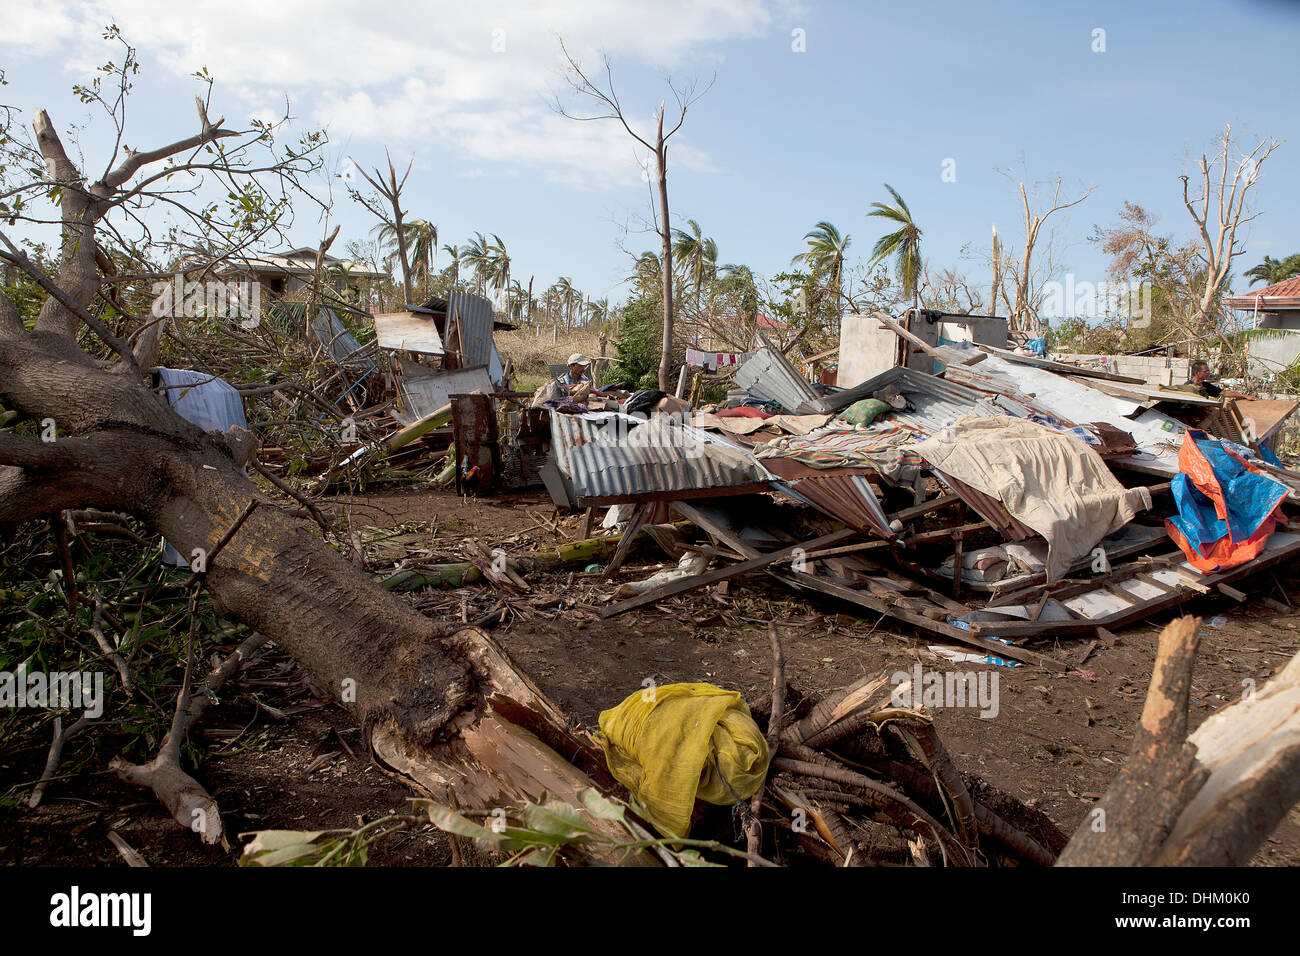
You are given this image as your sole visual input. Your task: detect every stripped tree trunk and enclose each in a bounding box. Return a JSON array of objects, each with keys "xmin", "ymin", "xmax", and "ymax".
[
  {"xmin": 1058, "ymin": 616, "xmax": 1300, "ymax": 866},
  {"xmin": 0, "ymin": 105, "xmax": 636, "ymax": 857}
]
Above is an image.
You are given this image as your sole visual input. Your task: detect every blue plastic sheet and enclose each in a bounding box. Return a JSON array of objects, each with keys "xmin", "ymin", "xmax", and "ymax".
[
  {"xmin": 1165, "ymin": 429, "xmax": 1287, "ymax": 567},
  {"xmin": 157, "ymin": 368, "xmax": 248, "ymax": 566}
]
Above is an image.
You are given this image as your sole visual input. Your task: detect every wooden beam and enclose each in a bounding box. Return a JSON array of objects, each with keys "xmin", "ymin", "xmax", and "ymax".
[
  {"xmin": 889, "ymin": 493, "xmax": 961, "ymax": 524},
  {"xmin": 769, "ymin": 572, "xmax": 1068, "ymax": 671},
  {"xmin": 603, "ymin": 505, "xmax": 649, "ymax": 579},
  {"xmin": 601, "ymin": 527, "xmax": 858, "ymax": 618},
  {"xmin": 670, "ymin": 501, "xmax": 762, "ymax": 558}
]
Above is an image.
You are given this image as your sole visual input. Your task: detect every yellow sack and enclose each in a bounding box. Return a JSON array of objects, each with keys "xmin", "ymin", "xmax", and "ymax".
[{"xmin": 597, "ymin": 682, "xmax": 770, "ymax": 839}]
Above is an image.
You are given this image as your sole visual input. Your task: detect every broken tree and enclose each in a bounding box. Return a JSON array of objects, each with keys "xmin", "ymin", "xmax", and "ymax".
[{"xmin": 0, "ymin": 55, "xmax": 618, "ymax": 849}]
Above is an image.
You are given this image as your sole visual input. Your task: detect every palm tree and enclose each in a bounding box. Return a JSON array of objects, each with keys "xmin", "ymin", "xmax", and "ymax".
[
  {"xmin": 460, "ymin": 232, "xmax": 492, "ymax": 296},
  {"xmin": 485, "ymin": 233, "xmax": 511, "ymax": 311},
  {"xmin": 1245, "ymin": 253, "xmax": 1300, "ymax": 287},
  {"xmin": 551, "ymin": 277, "xmax": 575, "ymax": 328},
  {"xmin": 867, "ymin": 185, "xmax": 923, "ymax": 317},
  {"xmin": 718, "ymin": 263, "xmax": 759, "ymax": 333},
  {"xmin": 506, "ymin": 279, "xmax": 527, "ymax": 322},
  {"xmin": 631, "ymin": 251, "xmax": 662, "ymax": 299},
  {"xmin": 404, "ymin": 220, "xmax": 438, "ymax": 287},
  {"xmin": 671, "ymin": 219, "xmax": 718, "ymax": 315},
  {"xmin": 441, "ymin": 243, "xmax": 462, "ymax": 288},
  {"xmin": 565, "ymin": 284, "xmax": 583, "ymax": 329},
  {"xmin": 791, "ymin": 222, "xmax": 852, "ymax": 328}
]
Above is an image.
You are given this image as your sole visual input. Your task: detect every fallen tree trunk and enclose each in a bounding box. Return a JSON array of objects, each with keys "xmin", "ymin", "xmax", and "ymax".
[
  {"xmin": 0, "ymin": 102, "xmax": 645, "ymax": 856},
  {"xmin": 1058, "ymin": 615, "xmax": 1300, "ymax": 865}
]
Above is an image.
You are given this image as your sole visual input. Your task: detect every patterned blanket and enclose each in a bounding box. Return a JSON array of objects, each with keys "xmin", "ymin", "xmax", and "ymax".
[{"xmin": 755, "ymin": 426, "xmax": 924, "ymax": 484}]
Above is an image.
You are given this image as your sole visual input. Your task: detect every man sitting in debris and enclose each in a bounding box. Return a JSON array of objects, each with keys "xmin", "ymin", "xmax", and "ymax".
[
  {"xmin": 560, "ymin": 353, "xmax": 603, "ymax": 396},
  {"xmin": 1181, "ymin": 360, "xmax": 1255, "ymax": 401}
]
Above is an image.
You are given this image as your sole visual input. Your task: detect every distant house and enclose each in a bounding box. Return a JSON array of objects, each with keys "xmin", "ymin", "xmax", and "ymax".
[
  {"xmin": 216, "ymin": 247, "xmax": 388, "ymax": 299},
  {"xmin": 1224, "ymin": 277, "xmax": 1300, "ymax": 377}
]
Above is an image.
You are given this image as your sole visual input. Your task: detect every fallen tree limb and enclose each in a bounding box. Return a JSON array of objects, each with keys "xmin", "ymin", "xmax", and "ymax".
[{"xmin": 1058, "ymin": 614, "xmax": 1300, "ymax": 865}]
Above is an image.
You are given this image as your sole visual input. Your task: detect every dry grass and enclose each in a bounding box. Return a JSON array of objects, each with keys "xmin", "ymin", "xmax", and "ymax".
[{"xmin": 498, "ymin": 326, "xmax": 608, "ymax": 390}]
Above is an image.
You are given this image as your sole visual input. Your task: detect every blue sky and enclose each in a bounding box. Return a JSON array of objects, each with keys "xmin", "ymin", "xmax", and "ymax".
[{"xmin": 2, "ymin": 0, "xmax": 1297, "ymax": 310}]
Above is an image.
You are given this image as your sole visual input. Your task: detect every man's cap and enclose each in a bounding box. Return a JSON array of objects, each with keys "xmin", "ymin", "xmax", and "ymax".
[{"xmin": 567, "ymin": 353, "xmax": 589, "ymax": 366}]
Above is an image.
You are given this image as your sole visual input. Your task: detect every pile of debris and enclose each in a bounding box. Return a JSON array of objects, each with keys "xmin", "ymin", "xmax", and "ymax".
[
  {"xmin": 514, "ymin": 314, "xmax": 1300, "ymax": 677},
  {"xmin": 173, "ymin": 296, "xmax": 1299, "ymax": 671}
]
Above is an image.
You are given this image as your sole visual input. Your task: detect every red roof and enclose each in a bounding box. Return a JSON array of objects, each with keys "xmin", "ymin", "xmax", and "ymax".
[
  {"xmin": 755, "ymin": 313, "xmax": 788, "ymax": 330},
  {"xmin": 1224, "ymin": 276, "xmax": 1300, "ymax": 309}
]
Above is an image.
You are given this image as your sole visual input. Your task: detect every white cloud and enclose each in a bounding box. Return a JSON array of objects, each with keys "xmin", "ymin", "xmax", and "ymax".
[{"xmin": 3, "ymin": 0, "xmax": 775, "ymax": 185}]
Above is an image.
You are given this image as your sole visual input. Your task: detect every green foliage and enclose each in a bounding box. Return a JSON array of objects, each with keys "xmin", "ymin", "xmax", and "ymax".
[
  {"xmin": 0, "ymin": 520, "xmax": 240, "ymax": 782},
  {"xmin": 612, "ymin": 295, "xmax": 669, "ymax": 386},
  {"xmin": 418, "ymin": 790, "xmax": 748, "ymax": 867},
  {"xmin": 867, "ymin": 184, "xmax": 922, "ymax": 301},
  {"xmin": 1245, "ymin": 254, "xmax": 1300, "ymax": 286},
  {"xmin": 240, "ymin": 818, "xmax": 395, "ymax": 867}
]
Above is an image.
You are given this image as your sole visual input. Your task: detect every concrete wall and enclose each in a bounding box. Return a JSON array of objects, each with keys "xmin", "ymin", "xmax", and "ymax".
[
  {"xmin": 1247, "ymin": 310, "xmax": 1300, "ymax": 377},
  {"xmin": 838, "ymin": 313, "xmax": 940, "ymax": 387},
  {"xmin": 938, "ymin": 317, "xmax": 1008, "ymax": 349},
  {"xmin": 1058, "ymin": 352, "xmax": 1191, "ymax": 386}
]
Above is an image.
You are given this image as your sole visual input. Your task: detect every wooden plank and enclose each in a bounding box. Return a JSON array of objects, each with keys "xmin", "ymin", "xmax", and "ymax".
[
  {"xmin": 902, "ymin": 521, "xmax": 989, "ymax": 545},
  {"xmin": 670, "ymin": 501, "xmax": 762, "ymax": 558},
  {"xmin": 871, "ymin": 311, "xmax": 986, "ymax": 367},
  {"xmin": 889, "ymin": 493, "xmax": 961, "ymax": 524},
  {"xmin": 578, "ymin": 481, "xmax": 774, "ymax": 508},
  {"xmin": 1102, "ymin": 583, "xmax": 1140, "ymax": 605},
  {"xmin": 799, "ymin": 539, "xmax": 893, "ymax": 560},
  {"xmin": 1217, "ymin": 583, "xmax": 1248, "ymax": 602},
  {"xmin": 603, "ymin": 505, "xmax": 649, "ymax": 579},
  {"xmin": 769, "ymin": 572, "xmax": 1068, "ymax": 671},
  {"xmin": 967, "ymin": 615, "xmax": 1103, "ymax": 638},
  {"xmin": 601, "ymin": 527, "xmax": 858, "ymax": 618},
  {"xmin": 1135, "ymin": 571, "xmax": 1180, "ymax": 594}
]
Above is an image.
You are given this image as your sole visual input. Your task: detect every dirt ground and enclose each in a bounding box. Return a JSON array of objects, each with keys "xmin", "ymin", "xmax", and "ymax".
[{"xmin": 3, "ymin": 486, "xmax": 1298, "ymax": 867}]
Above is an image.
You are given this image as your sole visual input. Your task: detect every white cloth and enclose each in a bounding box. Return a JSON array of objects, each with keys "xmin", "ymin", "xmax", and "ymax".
[
  {"xmin": 914, "ymin": 415, "xmax": 1151, "ymax": 583},
  {"xmin": 685, "ymin": 348, "xmax": 753, "ymax": 371}
]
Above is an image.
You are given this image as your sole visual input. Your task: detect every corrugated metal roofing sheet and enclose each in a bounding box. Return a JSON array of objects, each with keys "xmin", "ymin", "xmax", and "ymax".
[
  {"xmin": 307, "ymin": 308, "xmax": 375, "ymax": 370},
  {"xmin": 400, "ymin": 366, "xmax": 494, "ymax": 420},
  {"xmin": 787, "ymin": 473, "xmax": 895, "ymax": 538},
  {"xmin": 734, "ymin": 347, "xmax": 821, "ymax": 412},
  {"xmin": 550, "ymin": 411, "xmax": 775, "ymax": 502},
  {"xmin": 815, "ymin": 366, "xmax": 1002, "ymax": 438},
  {"xmin": 446, "ymin": 290, "xmax": 496, "ymax": 369}
]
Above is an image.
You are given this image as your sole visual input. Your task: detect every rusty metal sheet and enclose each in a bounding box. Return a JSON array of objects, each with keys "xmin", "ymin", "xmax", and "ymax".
[{"xmin": 549, "ymin": 411, "xmax": 774, "ymax": 502}]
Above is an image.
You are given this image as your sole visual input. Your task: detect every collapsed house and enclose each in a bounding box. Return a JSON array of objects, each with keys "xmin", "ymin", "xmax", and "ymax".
[
  {"xmin": 501, "ymin": 311, "xmax": 1300, "ymax": 672},
  {"xmin": 266, "ymin": 296, "xmax": 1298, "ymax": 675},
  {"xmin": 373, "ymin": 291, "xmax": 514, "ymax": 423}
]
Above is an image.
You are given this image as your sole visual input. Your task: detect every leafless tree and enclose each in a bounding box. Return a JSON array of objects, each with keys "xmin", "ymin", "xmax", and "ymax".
[
  {"xmin": 1181, "ymin": 125, "xmax": 1280, "ymax": 336},
  {"xmin": 348, "ymin": 152, "xmax": 415, "ymax": 306},
  {"xmin": 1002, "ymin": 176, "xmax": 1093, "ymax": 334},
  {"xmin": 554, "ymin": 39, "xmax": 712, "ymax": 390}
]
